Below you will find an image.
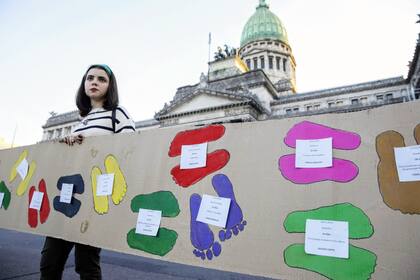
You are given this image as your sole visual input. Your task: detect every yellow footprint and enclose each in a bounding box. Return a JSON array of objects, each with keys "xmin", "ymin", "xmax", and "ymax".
[
  {"xmin": 91, "ymin": 166, "xmax": 109, "ymax": 214},
  {"xmin": 16, "ymin": 161, "xmax": 36, "ymax": 196},
  {"xmin": 105, "ymin": 155, "xmax": 127, "ymax": 205},
  {"xmin": 9, "ymin": 150, "xmax": 28, "ymax": 182}
]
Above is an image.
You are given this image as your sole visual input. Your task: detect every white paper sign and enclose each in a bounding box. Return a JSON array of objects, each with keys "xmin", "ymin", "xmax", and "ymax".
[
  {"xmin": 60, "ymin": 183, "xmax": 74, "ymax": 203},
  {"xmin": 295, "ymin": 138, "xmax": 333, "ymax": 168},
  {"xmin": 29, "ymin": 191, "xmax": 44, "ymax": 210},
  {"xmin": 0, "ymin": 193, "xmax": 4, "ymax": 208},
  {"xmin": 96, "ymin": 174, "xmax": 114, "ymax": 196},
  {"xmin": 16, "ymin": 158, "xmax": 29, "ymax": 180},
  {"xmin": 394, "ymin": 145, "xmax": 420, "ymax": 182},
  {"xmin": 305, "ymin": 219, "xmax": 349, "ymax": 259},
  {"xmin": 196, "ymin": 194, "xmax": 231, "ymax": 228},
  {"xmin": 135, "ymin": 209, "xmax": 162, "ymax": 236},
  {"xmin": 180, "ymin": 143, "xmax": 207, "ymax": 169}
]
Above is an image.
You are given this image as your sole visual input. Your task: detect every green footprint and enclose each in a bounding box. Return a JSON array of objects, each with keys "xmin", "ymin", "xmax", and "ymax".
[
  {"xmin": 127, "ymin": 191, "xmax": 180, "ymax": 256},
  {"xmin": 283, "ymin": 203, "xmax": 377, "ymax": 280},
  {"xmin": 127, "ymin": 228, "xmax": 178, "ymax": 256},
  {"xmin": 0, "ymin": 181, "xmax": 11, "ymax": 210},
  {"xmin": 130, "ymin": 191, "xmax": 180, "ymax": 217}
]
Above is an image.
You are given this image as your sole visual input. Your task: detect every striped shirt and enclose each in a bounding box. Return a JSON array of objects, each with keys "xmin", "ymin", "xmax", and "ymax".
[{"xmin": 72, "ymin": 106, "xmax": 136, "ymax": 137}]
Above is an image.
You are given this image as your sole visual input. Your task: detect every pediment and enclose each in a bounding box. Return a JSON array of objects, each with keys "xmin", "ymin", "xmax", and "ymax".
[{"xmin": 169, "ymin": 92, "xmax": 244, "ymax": 115}]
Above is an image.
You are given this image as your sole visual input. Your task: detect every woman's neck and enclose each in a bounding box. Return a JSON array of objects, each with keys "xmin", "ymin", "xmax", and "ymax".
[{"xmin": 91, "ymin": 100, "xmax": 104, "ymax": 109}]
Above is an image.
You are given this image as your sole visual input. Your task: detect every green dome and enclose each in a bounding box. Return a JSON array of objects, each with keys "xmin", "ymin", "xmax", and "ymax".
[{"xmin": 240, "ymin": 0, "xmax": 289, "ymax": 47}]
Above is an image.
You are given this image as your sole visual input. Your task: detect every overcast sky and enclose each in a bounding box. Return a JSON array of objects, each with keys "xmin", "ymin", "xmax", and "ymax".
[{"xmin": 0, "ymin": 0, "xmax": 418, "ymax": 147}]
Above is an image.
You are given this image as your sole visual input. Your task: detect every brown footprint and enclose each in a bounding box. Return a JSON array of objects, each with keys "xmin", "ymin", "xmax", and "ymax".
[{"xmin": 376, "ymin": 124, "xmax": 420, "ymax": 214}]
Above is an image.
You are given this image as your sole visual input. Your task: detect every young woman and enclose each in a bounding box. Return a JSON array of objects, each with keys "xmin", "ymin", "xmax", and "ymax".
[{"xmin": 41, "ymin": 64, "xmax": 135, "ymax": 280}]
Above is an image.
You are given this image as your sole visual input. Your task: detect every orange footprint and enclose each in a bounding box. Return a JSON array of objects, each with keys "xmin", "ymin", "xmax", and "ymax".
[{"xmin": 376, "ymin": 124, "xmax": 420, "ymax": 214}]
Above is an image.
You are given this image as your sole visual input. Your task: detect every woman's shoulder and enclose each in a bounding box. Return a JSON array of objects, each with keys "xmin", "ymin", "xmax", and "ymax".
[{"xmin": 115, "ymin": 105, "xmax": 133, "ymax": 120}]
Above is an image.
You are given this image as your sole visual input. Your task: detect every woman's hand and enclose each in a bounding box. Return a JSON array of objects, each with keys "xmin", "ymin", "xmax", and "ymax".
[{"xmin": 59, "ymin": 135, "xmax": 84, "ymax": 146}]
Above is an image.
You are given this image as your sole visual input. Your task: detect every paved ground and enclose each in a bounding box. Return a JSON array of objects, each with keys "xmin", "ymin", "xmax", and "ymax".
[{"xmin": 0, "ymin": 229, "xmax": 273, "ymax": 280}]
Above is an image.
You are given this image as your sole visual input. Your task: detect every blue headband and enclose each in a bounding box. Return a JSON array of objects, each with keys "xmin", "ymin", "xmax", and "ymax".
[{"xmin": 88, "ymin": 64, "xmax": 113, "ymax": 76}]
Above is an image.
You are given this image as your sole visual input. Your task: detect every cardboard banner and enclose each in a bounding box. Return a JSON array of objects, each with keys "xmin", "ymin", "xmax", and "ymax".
[{"xmin": 1, "ymin": 100, "xmax": 420, "ymax": 280}]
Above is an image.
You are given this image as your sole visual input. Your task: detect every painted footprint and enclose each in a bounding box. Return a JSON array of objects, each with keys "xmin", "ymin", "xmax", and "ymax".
[
  {"xmin": 9, "ymin": 150, "xmax": 37, "ymax": 196},
  {"xmin": 105, "ymin": 155, "xmax": 127, "ymax": 205},
  {"xmin": 0, "ymin": 181, "xmax": 11, "ymax": 210},
  {"xmin": 91, "ymin": 154, "xmax": 128, "ymax": 214},
  {"xmin": 212, "ymin": 174, "xmax": 247, "ymax": 241},
  {"xmin": 279, "ymin": 121, "xmax": 361, "ymax": 184},
  {"xmin": 53, "ymin": 174, "xmax": 84, "ymax": 218},
  {"xmin": 168, "ymin": 125, "xmax": 230, "ymax": 188},
  {"xmin": 91, "ymin": 166, "xmax": 108, "ymax": 214},
  {"xmin": 28, "ymin": 179, "xmax": 50, "ymax": 228},
  {"xmin": 279, "ymin": 155, "xmax": 359, "ymax": 184},
  {"xmin": 168, "ymin": 124, "xmax": 226, "ymax": 157},
  {"xmin": 283, "ymin": 203, "xmax": 377, "ymax": 280},
  {"xmin": 170, "ymin": 150, "xmax": 230, "ymax": 188},
  {"xmin": 283, "ymin": 121, "xmax": 361, "ymax": 149},
  {"xmin": 190, "ymin": 193, "xmax": 222, "ymax": 260},
  {"xmin": 127, "ymin": 191, "xmax": 180, "ymax": 256},
  {"xmin": 376, "ymin": 124, "xmax": 420, "ymax": 214}
]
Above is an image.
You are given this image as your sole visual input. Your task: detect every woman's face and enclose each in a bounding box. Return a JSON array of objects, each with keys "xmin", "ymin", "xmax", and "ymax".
[{"xmin": 84, "ymin": 68, "xmax": 110, "ymax": 104}]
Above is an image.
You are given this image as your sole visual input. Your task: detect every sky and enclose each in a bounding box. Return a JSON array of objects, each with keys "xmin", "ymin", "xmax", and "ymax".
[{"xmin": 0, "ymin": 0, "xmax": 418, "ymax": 147}]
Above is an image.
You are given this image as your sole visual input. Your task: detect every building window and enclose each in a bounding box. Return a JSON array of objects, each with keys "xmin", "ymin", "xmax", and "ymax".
[
  {"xmin": 385, "ymin": 93, "xmax": 393, "ymax": 100},
  {"xmin": 286, "ymin": 108, "xmax": 292, "ymax": 114},
  {"xmin": 246, "ymin": 59, "xmax": 251, "ymax": 69},
  {"xmin": 314, "ymin": 104, "xmax": 320, "ymax": 110},
  {"xmin": 253, "ymin": 58, "xmax": 258, "ymax": 70},
  {"xmin": 351, "ymin": 99, "xmax": 359, "ymax": 105},
  {"xmin": 336, "ymin": 101, "xmax": 343, "ymax": 106},
  {"xmin": 328, "ymin": 102, "xmax": 334, "ymax": 108},
  {"xmin": 283, "ymin": 58, "xmax": 287, "ymax": 72},
  {"xmin": 260, "ymin": 56, "xmax": 265, "ymax": 69},
  {"xmin": 268, "ymin": 56, "xmax": 273, "ymax": 69},
  {"xmin": 306, "ymin": 105, "xmax": 313, "ymax": 111},
  {"xmin": 275, "ymin": 42, "xmax": 279, "ymax": 46},
  {"xmin": 276, "ymin": 57, "xmax": 281, "ymax": 70},
  {"xmin": 259, "ymin": 42, "xmax": 265, "ymax": 45},
  {"xmin": 293, "ymin": 107, "xmax": 299, "ymax": 112},
  {"xmin": 360, "ymin": 97, "xmax": 368, "ymax": 104},
  {"xmin": 376, "ymin": 95, "xmax": 383, "ymax": 101}
]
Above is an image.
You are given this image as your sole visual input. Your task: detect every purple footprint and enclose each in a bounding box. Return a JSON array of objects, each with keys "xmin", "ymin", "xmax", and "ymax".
[
  {"xmin": 190, "ymin": 193, "xmax": 222, "ymax": 260},
  {"xmin": 212, "ymin": 174, "xmax": 247, "ymax": 242}
]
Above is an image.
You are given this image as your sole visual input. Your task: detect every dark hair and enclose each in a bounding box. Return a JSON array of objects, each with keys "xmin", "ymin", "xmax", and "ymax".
[{"xmin": 76, "ymin": 64, "xmax": 119, "ymax": 117}]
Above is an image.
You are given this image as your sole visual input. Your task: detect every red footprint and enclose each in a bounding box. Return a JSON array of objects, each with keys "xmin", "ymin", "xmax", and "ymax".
[
  {"xmin": 38, "ymin": 179, "xmax": 50, "ymax": 224},
  {"xmin": 28, "ymin": 186, "xmax": 37, "ymax": 228},
  {"xmin": 27, "ymin": 179, "xmax": 50, "ymax": 228},
  {"xmin": 171, "ymin": 150, "xmax": 230, "ymax": 187},
  {"xmin": 169, "ymin": 125, "xmax": 226, "ymax": 157}
]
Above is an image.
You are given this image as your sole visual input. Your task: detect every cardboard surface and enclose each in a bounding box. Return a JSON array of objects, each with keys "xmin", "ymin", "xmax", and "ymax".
[{"xmin": 1, "ymin": 100, "xmax": 420, "ymax": 279}]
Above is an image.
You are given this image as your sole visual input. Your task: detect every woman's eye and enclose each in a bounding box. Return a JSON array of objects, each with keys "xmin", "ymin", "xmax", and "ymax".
[
  {"xmin": 86, "ymin": 76, "xmax": 93, "ymax": 81},
  {"xmin": 98, "ymin": 77, "xmax": 107, "ymax": 82}
]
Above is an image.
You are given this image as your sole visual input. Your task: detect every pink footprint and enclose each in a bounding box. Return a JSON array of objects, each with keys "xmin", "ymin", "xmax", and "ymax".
[
  {"xmin": 279, "ymin": 154, "xmax": 359, "ymax": 184},
  {"xmin": 279, "ymin": 121, "xmax": 361, "ymax": 184},
  {"xmin": 284, "ymin": 121, "xmax": 361, "ymax": 150}
]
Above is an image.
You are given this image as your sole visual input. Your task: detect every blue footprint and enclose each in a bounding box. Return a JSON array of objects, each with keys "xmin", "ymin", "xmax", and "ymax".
[
  {"xmin": 190, "ymin": 193, "xmax": 222, "ymax": 260},
  {"xmin": 53, "ymin": 174, "xmax": 84, "ymax": 218},
  {"xmin": 212, "ymin": 174, "xmax": 247, "ymax": 242}
]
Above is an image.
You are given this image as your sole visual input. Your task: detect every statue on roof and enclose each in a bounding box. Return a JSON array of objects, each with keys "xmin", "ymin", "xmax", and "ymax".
[{"xmin": 214, "ymin": 45, "xmax": 237, "ymax": 61}]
